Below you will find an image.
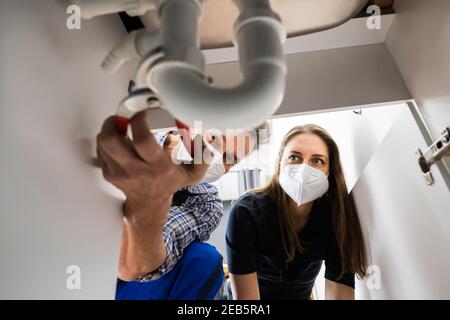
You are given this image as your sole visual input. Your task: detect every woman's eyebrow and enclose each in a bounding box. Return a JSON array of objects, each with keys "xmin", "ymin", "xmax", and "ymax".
[
  {"xmin": 288, "ymin": 150, "xmax": 328, "ymax": 160},
  {"xmin": 311, "ymin": 154, "xmax": 328, "ymax": 160}
]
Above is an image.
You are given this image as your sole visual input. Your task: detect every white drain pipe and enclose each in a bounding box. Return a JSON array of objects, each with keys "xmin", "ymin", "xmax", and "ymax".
[
  {"xmin": 146, "ymin": 0, "xmax": 287, "ymax": 130},
  {"xmin": 73, "ymin": 0, "xmax": 156, "ymax": 19},
  {"xmin": 75, "ymin": 0, "xmax": 287, "ymax": 130},
  {"xmin": 101, "ymin": 30, "xmax": 161, "ymax": 75}
]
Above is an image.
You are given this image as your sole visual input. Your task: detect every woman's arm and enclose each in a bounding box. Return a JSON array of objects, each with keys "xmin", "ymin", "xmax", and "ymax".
[
  {"xmin": 325, "ymin": 280, "xmax": 354, "ymax": 300},
  {"xmin": 226, "ymin": 194, "xmax": 260, "ymax": 299},
  {"xmin": 229, "ymin": 272, "xmax": 260, "ymax": 300}
]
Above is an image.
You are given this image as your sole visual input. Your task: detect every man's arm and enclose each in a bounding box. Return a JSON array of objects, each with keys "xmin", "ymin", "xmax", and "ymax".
[
  {"xmin": 136, "ymin": 184, "xmax": 223, "ymax": 281},
  {"xmin": 118, "ymin": 198, "xmax": 170, "ymax": 281},
  {"xmin": 96, "ymin": 110, "xmax": 209, "ymax": 281}
]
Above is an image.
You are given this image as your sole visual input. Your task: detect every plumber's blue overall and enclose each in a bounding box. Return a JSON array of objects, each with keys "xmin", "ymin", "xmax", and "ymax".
[{"xmin": 115, "ymin": 241, "xmax": 224, "ymax": 300}]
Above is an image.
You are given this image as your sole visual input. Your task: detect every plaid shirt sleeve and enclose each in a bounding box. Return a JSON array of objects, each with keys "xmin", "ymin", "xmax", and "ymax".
[
  {"xmin": 135, "ymin": 133, "xmax": 223, "ymax": 282},
  {"xmin": 153, "ymin": 132, "xmax": 168, "ymax": 147},
  {"xmin": 136, "ymin": 183, "xmax": 223, "ymax": 282}
]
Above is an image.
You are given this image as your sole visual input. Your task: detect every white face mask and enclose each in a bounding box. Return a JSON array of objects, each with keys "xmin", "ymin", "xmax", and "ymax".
[
  {"xmin": 201, "ymin": 155, "xmax": 226, "ymax": 183},
  {"xmin": 278, "ymin": 163, "xmax": 329, "ymax": 206},
  {"xmin": 172, "ymin": 139, "xmax": 226, "ymax": 183}
]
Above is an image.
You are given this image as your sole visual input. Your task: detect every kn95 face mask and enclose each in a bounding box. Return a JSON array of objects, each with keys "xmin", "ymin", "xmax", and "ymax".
[
  {"xmin": 278, "ymin": 163, "xmax": 329, "ymax": 206},
  {"xmin": 174, "ymin": 139, "xmax": 227, "ymax": 184},
  {"xmin": 201, "ymin": 156, "xmax": 226, "ymax": 183}
]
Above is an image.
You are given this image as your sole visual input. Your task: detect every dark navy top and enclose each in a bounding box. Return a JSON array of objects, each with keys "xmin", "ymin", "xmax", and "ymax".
[{"xmin": 226, "ymin": 192, "xmax": 354, "ymax": 300}]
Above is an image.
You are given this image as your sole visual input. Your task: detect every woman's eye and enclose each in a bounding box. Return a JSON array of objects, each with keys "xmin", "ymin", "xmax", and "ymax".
[
  {"xmin": 313, "ymin": 158, "xmax": 325, "ymax": 165},
  {"xmin": 288, "ymin": 155, "xmax": 301, "ymax": 162}
]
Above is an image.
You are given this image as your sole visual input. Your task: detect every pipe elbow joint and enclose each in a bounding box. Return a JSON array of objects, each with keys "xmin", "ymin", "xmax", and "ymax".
[
  {"xmin": 148, "ymin": 0, "xmax": 287, "ymax": 130},
  {"xmin": 148, "ymin": 61, "xmax": 286, "ymax": 130},
  {"xmin": 102, "ymin": 30, "xmax": 161, "ymax": 75}
]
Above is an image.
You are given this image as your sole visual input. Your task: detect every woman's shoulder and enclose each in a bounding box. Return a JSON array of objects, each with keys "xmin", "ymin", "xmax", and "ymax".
[
  {"xmin": 235, "ymin": 191, "xmax": 272, "ymax": 206},
  {"xmin": 230, "ymin": 191, "xmax": 275, "ymax": 219}
]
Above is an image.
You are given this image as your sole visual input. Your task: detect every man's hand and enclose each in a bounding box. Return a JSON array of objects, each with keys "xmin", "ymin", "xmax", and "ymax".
[
  {"xmin": 96, "ymin": 110, "xmax": 211, "ymax": 280},
  {"xmin": 96, "ymin": 110, "xmax": 209, "ymax": 216}
]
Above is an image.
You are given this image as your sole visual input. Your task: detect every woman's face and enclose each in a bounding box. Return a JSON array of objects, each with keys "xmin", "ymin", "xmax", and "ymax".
[{"xmin": 280, "ymin": 133, "xmax": 330, "ymax": 175}]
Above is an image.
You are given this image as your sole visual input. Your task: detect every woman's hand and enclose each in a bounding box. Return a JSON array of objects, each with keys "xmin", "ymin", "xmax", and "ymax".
[
  {"xmin": 229, "ymin": 272, "xmax": 260, "ymax": 300},
  {"xmin": 325, "ymin": 280, "xmax": 355, "ymax": 300}
]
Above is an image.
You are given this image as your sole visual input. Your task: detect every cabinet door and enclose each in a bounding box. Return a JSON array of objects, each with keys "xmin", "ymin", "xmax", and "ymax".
[
  {"xmin": 353, "ymin": 108, "xmax": 450, "ymax": 299},
  {"xmin": 0, "ymin": 1, "xmax": 125, "ymax": 299}
]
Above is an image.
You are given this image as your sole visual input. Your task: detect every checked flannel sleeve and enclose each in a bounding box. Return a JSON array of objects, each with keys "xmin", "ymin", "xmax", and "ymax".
[
  {"xmin": 135, "ymin": 133, "xmax": 224, "ymax": 282},
  {"xmin": 135, "ymin": 183, "xmax": 224, "ymax": 282}
]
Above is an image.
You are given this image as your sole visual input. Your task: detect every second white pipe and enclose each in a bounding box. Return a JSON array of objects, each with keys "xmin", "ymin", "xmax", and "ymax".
[{"xmin": 147, "ymin": 0, "xmax": 287, "ymax": 130}]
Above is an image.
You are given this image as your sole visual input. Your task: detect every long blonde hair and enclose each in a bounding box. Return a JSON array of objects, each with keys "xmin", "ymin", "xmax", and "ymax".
[{"xmin": 253, "ymin": 124, "xmax": 367, "ymax": 278}]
